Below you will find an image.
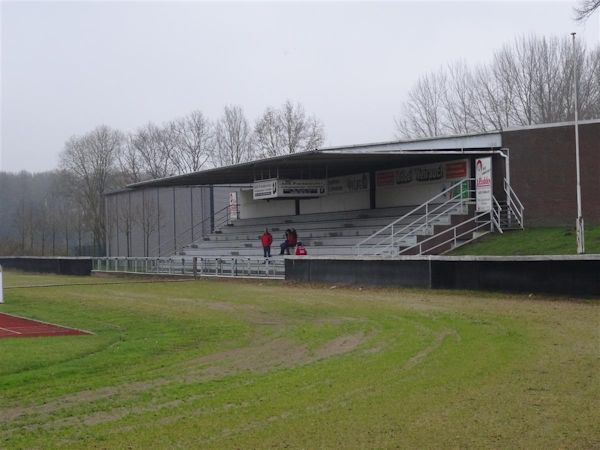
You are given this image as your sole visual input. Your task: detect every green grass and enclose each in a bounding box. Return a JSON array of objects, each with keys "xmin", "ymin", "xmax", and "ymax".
[
  {"xmin": 450, "ymin": 225, "xmax": 600, "ymax": 255},
  {"xmin": 0, "ymin": 272, "xmax": 598, "ymax": 449}
]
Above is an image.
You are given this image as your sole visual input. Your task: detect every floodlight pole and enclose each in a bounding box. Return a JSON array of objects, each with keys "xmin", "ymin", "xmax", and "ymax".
[{"xmin": 571, "ymin": 32, "xmax": 585, "ymax": 254}]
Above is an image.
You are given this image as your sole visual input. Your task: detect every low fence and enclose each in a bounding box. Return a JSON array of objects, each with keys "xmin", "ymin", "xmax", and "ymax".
[
  {"xmin": 0, "ymin": 257, "xmax": 92, "ymax": 275},
  {"xmin": 285, "ymin": 255, "xmax": 600, "ymax": 296},
  {"xmin": 93, "ymin": 257, "xmax": 285, "ymax": 279}
]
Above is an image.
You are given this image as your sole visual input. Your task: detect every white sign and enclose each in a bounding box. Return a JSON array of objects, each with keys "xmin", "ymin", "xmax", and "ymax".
[
  {"xmin": 252, "ymin": 178, "xmax": 327, "ymax": 200},
  {"xmin": 475, "ymin": 157, "xmax": 493, "ymax": 212},
  {"xmin": 228, "ymin": 192, "xmax": 239, "ymax": 221},
  {"xmin": 278, "ymin": 179, "xmax": 326, "ymax": 197},
  {"xmin": 253, "ymin": 179, "xmax": 278, "ymax": 200}
]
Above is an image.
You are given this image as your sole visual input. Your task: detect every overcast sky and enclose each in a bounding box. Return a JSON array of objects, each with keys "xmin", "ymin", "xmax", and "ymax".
[{"xmin": 1, "ymin": 1, "xmax": 598, "ymax": 173}]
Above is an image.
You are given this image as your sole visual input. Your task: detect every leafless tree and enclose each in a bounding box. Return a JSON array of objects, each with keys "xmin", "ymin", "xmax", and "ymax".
[
  {"xmin": 129, "ymin": 122, "xmax": 179, "ymax": 179},
  {"xmin": 172, "ymin": 111, "xmax": 214, "ymax": 173},
  {"xmin": 395, "ymin": 72, "xmax": 447, "ymax": 138},
  {"xmin": 212, "ymin": 105, "xmax": 255, "ymax": 166},
  {"xmin": 395, "ymin": 35, "xmax": 600, "ymax": 138},
  {"xmin": 130, "ymin": 189, "xmax": 162, "ymax": 256},
  {"xmin": 59, "ymin": 125, "xmax": 122, "ymax": 254},
  {"xmin": 115, "ymin": 193, "xmax": 133, "ymax": 257},
  {"xmin": 117, "ymin": 135, "xmax": 146, "ymax": 184},
  {"xmin": 254, "ymin": 107, "xmax": 284, "ymax": 158},
  {"xmin": 255, "ymin": 101, "xmax": 325, "ymax": 158},
  {"xmin": 574, "ymin": 0, "xmax": 600, "ymax": 21}
]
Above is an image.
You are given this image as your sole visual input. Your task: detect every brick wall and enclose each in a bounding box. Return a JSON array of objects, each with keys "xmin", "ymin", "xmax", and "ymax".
[{"xmin": 502, "ymin": 122, "xmax": 600, "ymax": 226}]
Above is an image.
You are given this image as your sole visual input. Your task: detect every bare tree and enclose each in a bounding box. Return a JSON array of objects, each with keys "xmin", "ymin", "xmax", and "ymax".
[
  {"xmin": 255, "ymin": 101, "xmax": 325, "ymax": 157},
  {"xmin": 172, "ymin": 111, "xmax": 214, "ymax": 173},
  {"xmin": 395, "ymin": 35, "xmax": 600, "ymax": 138},
  {"xmin": 117, "ymin": 135, "xmax": 146, "ymax": 184},
  {"xmin": 395, "ymin": 72, "xmax": 447, "ymax": 138},
  {"xmin": 254, "ymin": 107, "xmax": 284, "ymax": 158},
  {"xmin": 574, "ymin": 0, "xmax": 600, "ymax": 21},
  {"xmin": 212, "ymin": 105, "xmax": 255, "ymax": 166},
  {"xmin": 59, "ymin": 125, "xmax": 122, "ymax": 254},
  {"xmin": 115, "ymin": 193, "xmax": 133, "ymax": 257},
  {"xmin": 129, "ymin": 122, "xmax": 179, "ymax": 179},
  {"xmin": 130, "ymin": 189, "xmax": 161, "ymax": 256}
]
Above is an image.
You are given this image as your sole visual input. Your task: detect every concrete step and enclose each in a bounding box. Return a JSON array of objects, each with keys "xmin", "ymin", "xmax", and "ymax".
[{"xmin": 229, "ymin": 205, "xmax": 422, "ymax": 227}]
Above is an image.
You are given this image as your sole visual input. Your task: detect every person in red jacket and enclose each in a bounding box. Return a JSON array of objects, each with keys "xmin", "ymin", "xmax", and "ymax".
[
  {"xmin": 295, "ymin": 242, "xmax": 307, "ymax": 256},
  {"xmin": 260, "ymin": 228, "xmax": 273, "ymax": 258}
]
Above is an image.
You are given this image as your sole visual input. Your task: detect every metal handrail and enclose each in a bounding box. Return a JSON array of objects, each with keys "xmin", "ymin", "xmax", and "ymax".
[
  {"xmin": 391, "ymin": 189, "xmax": 475, "ymax": 243},
  {"xmin": 397, "ymin": 195, "xmax": 503, "ymax": 256},
  {"xmin": 492, "ymin": 196, "xmax": 503, "ymax": 234},
  {"xmin": 398, "ymin": 210, "xmax": 493, "ymax": 256},
  {"xmin": 92, "ymin": 256, "xmax": 284, "ymax": 279},
  {"xmin": 503, "ymin": 179, "xmax": 524, "ymax": 228},
  {"xmin": 356, "ymin": 178, "xmax": 474, "ymax": 256}
]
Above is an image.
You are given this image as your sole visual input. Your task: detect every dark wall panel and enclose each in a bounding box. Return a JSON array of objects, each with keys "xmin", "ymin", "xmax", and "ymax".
[
  {"xmin": 503, "ymin": 122, "xmax": 600, "ymax": 226},
  {"xmin": 285, "ymin": 257, "xmax": 599, "ymax": 296},
  {"xmin": 286, "ymin": 258, "xmax": 431, "ymax": 288},
  {"xmin": 0, "ymin": 257, "xmax": 92, "ymax": 275}
]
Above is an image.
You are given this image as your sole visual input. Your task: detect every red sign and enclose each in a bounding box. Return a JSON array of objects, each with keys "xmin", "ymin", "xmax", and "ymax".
[
  {"xmin": 445, "ymin": 161, "xmax": 467, "ymax": 179},
  {"xmin": 376, "ymin": 171, "xmax": 395, "ymax": 187}
]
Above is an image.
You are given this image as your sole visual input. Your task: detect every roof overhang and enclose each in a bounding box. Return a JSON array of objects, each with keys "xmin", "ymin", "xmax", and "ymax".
[{"xmin": 126, "ymin": 132, "xmax": 503, "ymax": 189}]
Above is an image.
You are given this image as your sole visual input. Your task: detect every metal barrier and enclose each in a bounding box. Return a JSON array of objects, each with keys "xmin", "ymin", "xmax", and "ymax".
[
  {"xmin": 356, "ymin": 179, "xmax": 473, "ymax": 256},
  {"xmin": 92, "ymin": 257, "xmax": 285, "ymax": 279}
]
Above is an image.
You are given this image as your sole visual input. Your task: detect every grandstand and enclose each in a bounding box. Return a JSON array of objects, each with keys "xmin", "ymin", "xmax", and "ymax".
[
  {"xmin": 103, "ymin": 120, "xmax": 599, "ymax": 269},
  {"xmin": 179, "ymin": 203, "xmax": 469, "ymax": 258}
]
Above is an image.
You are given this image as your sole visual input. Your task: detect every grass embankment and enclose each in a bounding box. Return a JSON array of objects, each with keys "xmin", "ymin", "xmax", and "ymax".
[
  {"xmin": 0, "ymin": 272, "xmax": 598, "ymax": 449},
  {"xmin": 451, "ymin": 225, "xmax": 600, "ymax": 255}
]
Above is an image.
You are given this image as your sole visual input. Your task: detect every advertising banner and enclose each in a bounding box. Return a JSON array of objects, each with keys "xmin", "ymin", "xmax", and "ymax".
[
  {"xmin": 252, "ymin": 178, "xmax": 327, "ymax": 199},
  {"xmin": 327, "ymin": 173, "xmax": 369, "ymax": 195},
  {"xmin": 475, "ymin": 157, "xmax": 493, "ymax": 212},
  {"xmin": 278, "ymin": 179, "xmax": 327, "ymax": 197},
  {"xmin": 375, "ymin": 159, "xmax": 468, "ymax": 188},
  {"xmin": 252, "ymin": 179, "xmax": 278, "ymax": 200}
]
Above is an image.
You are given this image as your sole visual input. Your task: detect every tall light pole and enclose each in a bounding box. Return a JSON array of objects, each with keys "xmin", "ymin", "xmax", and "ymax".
[{"xmin": 571, "ymin": 32, "xmax": 585, "ymax": 254}]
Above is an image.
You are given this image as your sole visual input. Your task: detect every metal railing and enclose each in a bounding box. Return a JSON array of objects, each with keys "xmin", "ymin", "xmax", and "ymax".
[
  {"xmin": 503, "ymin": 179, "xmax": 524, "ymax": 229},
  {"xmin": 355, "ymin": 178, "xmax": 473, "ymax": 257},
  {"xmin": 92, "ymin": 256, "xmax": 284, "ymax": 279},
  {"xmin": 397, "ymin": 198, "xmax": 502, "ymax": 255}
]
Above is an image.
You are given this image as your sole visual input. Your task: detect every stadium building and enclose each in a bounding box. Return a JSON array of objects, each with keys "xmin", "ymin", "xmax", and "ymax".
[{"xmin": 104, "ymin": 120, "xmax": 599, "ymax": 262}]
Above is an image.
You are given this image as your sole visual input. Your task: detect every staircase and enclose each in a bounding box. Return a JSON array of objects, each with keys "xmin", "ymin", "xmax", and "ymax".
[{"xmin": 355, "ymin": 178, "xmax": 525, "ymax": 257}]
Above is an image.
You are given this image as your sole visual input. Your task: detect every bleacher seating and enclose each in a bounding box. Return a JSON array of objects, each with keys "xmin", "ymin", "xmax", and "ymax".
[{"xmin": 177, "ymin": 203, "xmax": 468, "ymax": 259}]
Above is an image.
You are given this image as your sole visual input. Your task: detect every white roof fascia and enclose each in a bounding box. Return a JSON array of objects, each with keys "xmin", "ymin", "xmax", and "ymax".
[
  {"xmin": 321, "ymin": 133, "xmax": 502, "ymax": 154},
  {"xmin": 503, "ymin": 118, "xmax": 600, "ymax": 132}
]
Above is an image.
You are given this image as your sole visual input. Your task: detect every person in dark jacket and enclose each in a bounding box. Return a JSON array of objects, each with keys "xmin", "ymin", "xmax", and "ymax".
[
  {"xmin": 280, "ymin": 229, "xmax": 293, "ymax": 255},
  {"xmin": 289, "ymin": 229, "xmax": 298, "ymax": 247},
  {"xmin": 260, "ymin": 228, "xmax": 273, "ymax": 258}
]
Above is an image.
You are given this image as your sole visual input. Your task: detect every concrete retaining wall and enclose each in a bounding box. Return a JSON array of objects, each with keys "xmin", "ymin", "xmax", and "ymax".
[
  {"xmin": 0, "ymin": 257, "xmax": 92, "ymax": 275},
  {"xmin": 285, "ymin": 255, "xmax": 600, "ymax": 296}
]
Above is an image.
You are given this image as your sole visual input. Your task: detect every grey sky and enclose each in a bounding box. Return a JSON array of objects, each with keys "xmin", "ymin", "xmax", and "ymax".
[{"xmin": 1, "ymin": 1, "xmax": 598, "ymax": 173}]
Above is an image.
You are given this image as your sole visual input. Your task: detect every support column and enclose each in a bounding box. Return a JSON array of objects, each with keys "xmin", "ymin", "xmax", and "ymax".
[{"xmin": 369, "ymin": 171, "xmax": 376, "ymax": 209}]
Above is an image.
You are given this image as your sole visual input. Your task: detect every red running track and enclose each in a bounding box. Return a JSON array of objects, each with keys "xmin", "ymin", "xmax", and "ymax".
[{"xmin": 0, "ymin": 313, "xmax": 90, "ymax": 339}]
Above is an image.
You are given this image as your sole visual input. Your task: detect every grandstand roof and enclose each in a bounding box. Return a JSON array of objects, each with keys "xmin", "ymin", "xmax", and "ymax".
[{"xmin": 127, "ymin": 131, "xmax": 504, "ymax": 189}]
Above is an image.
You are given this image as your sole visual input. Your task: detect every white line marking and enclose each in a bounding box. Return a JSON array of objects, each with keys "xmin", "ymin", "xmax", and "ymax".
[{"xmin": 0, "ymin": 326, "xmax": 21, "ymax": 334}]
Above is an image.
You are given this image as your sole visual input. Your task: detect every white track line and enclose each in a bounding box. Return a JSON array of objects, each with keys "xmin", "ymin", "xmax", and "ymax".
[
  {"xmin": 0, "ymin": 313, "xmax": 94, "ymax": 335},
  {"xmin": 0, "ymin": 326, "xmax": 21, "ymax": 334}
]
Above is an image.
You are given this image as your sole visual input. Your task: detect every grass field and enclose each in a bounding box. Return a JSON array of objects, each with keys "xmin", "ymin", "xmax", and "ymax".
[
  {"xmin": 451, "ymin": 225, "xmax": 600, "ymax": 255},
  {"xmin": 0, "ymin": 272, "xmax": 598, "ymax": 449}
]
